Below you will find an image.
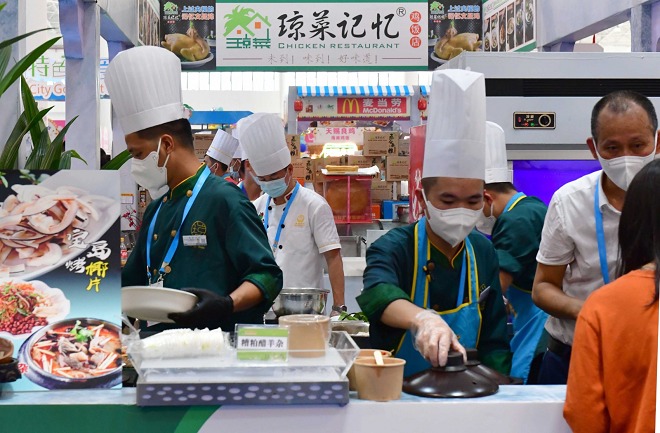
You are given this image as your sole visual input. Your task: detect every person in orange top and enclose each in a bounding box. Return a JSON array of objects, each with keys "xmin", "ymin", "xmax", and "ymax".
[{"xmin": 564, "ymin": 158, "xmax": 659, "ymax": 433}]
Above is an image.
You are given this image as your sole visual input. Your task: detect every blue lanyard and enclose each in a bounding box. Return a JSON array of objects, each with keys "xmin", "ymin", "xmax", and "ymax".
[
  {"xmin": 456, "ymin": 243, "xmax": 468, "ymax": 308},
  {"xmin": 146, "ymin": 167, "xmax": 211, "ymax": 283},
  {"xmin": 502, "ymin": 192, "xmax": 526, "ymax": 215},
  {"xmin": 240, "ymin": 182, "xmax": 247, "ymax": 196},
  {"xmin": 594, "ymin": 178, "xmax": 610, "ymax": 284},
  {"xmin": 263, "ymin": 182, "xmax": 300, "ymax": 252}
]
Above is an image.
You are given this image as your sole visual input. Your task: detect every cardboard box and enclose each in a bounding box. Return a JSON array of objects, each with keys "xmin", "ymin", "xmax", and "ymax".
[
  {"xmin": 371, "ymin": 180, "xmax": 394, "ymax": 202},
  {"xmin": 313, "ymin": 156, "xmax": 343, "ymax": 183},
  {"xmin": 286, "ymin": 134, "xmax": 300, "ymax": 157},
  {"xmin": 386, "ymin": 156, "xmax": 410, "ymax": 181},
  {"xmin": 398, "ymin": 134, "xmax": 410, "ymax": 156},
  {"xmin": 193, "ymin": 132, "xmax": 215, "ymax": 160},
  {"xmin": 345, "ymin": 155, "xmax": 386, "ymax": 172},
  {"xmin": 291, "ymin": 157, "xmax": 315, "ymax": 183},
  {"xmin": 363, "ymin": 131, "xmax": 399, "ymax": 156}
]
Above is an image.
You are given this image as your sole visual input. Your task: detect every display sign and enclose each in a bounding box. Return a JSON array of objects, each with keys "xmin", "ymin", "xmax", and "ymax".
[
  {"xmin": 23, "ymin": 49, "xmax": 109, "ymax": 101},
  {"xmin": 236, "ymin": 326, "xmax": 288, "ymax": 361},
  {"xmin": 215, "ymin": 0, "xmax": 428, "ymax": 71},
  {"xmin": 297, "ymin": 96, "xmax": 411, "ymax": 120},
  {"xmin": 139, "ymin": 0, "xmax": 161, "ymax": 47},
  {"xmin": 1, "ymin": 170, "xmax": 121, "ymax": 391},
  {"xmin": 304, "ymin": 126, "xmax": 366, "ymax": 146},
  {"xmin": 428, "ymin": 0, "xmax": 483, "ymax": 69},
  {"xmin": 482, "ymin": 0, "xmax": 536, "ymax": 52},
  {"xmin": 161, "ymin": 0, "xmax": 217, "ymax": 71}
]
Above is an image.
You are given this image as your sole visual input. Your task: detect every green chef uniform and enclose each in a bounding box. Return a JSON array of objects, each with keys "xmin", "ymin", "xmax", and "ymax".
[
  {"xmin": 122, "ymin": 165, "xmax": 282, "ymax": 331},
  {"xmin": 358, "ymin": 226, "xmax": 512, "ymax": 375}
]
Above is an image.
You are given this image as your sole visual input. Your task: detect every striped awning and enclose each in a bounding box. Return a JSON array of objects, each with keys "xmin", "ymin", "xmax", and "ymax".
[
  {"xmin": 297, "ymin": 85, "xmax": 414, "ymax": 97},
  {"xmin": 420, "ymin": 85, "xmax": 430, "ymax": 96}
]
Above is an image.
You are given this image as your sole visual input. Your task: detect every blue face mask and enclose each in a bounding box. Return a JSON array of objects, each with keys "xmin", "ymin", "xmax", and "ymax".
[{"xmin": 260, "ymin": 175, "xmax": 289, "ymax": 198}]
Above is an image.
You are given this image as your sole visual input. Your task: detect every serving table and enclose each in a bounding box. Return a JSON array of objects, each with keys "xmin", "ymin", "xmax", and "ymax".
[{"xmin": 0, "ymin": 385, "xmax": 570, "ymax": 433}]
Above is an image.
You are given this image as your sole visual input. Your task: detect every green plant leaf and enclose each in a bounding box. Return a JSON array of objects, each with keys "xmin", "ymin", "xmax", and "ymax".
[
  {"xmin": 20, "ymin": 75, "xmax": 47, "ymax": 149},
  {"xmin": 0, "ymin": 4, "xmax": 6, "ymax": 13},
  {"xmin": 0, "ymin": 107, "xmax": 52, "ymax": 169},
  {"xmin": 0, "ymin": 36, "xmax": 59, "ymax": 96},
  {"xmin": 58, "ymin": 150, "xmax": 85, "ymax": 169},
  {"xmin": 0, "ymin": 46, "xmax": 10, "ymax": 79},
  {"xmin": 42, "ymin": 115, "xmax": 78, "ymax": 169},
  {"xmin": 0, "ymin": 28, "xmax": 51, "ymax": 51},
  {"xmin": 24, "ymin": 127, "xmax": 50, "ymax": 169},
  {"xmin": 101, "ymin": 149, "xmax": 131, "ymax": 170}
]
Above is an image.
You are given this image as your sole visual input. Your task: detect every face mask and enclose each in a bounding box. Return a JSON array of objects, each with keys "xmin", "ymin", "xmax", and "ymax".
[
  {"xmin": 422, "ymin": 190, "xmax": 482, "ymax": 247},
  {"xmin": 476, "ymin": 202, "xmax": 496, "ymax": 236},
  {"xmin": 260, "ymin": 173, "xmax": 289, "ymax": 198},
  {"xmin": 131, "ymin": 138, "xmax": 170, "ymax": 198},
  {"xmin": 209, "ymin": 162, "xmax": 220, "ymax": 175},
  {"xmin": 596, "ymin": 143, "xmax": 657, "ymax": 191}
]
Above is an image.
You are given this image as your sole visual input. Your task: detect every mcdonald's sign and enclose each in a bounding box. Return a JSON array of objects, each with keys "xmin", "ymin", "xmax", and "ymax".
[
  {"xmin": 336, "ymin": 97, "xmax": 409, "ymax": 118},
  {"xmin": 338, "ymin": 98, "xmax": 362, "ymax": 114}
]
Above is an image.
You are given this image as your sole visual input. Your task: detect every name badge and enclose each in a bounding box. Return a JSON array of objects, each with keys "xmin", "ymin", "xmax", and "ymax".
[{"xmin": 183, "ymin": 235, "xmax": 207, "ymax": 247}]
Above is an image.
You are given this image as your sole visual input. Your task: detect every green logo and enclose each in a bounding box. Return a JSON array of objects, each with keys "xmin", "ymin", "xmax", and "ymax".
[
  {"xmin": 430, "ymin": 1, "xmax": 444, "ymax": 14},
  {"xmin": 223, "ymin": 6, "xmax": 272, "ymax": 49},
  {"xmin": 163, "ymin": 1, "xmax": 178, "ymax": 14}
]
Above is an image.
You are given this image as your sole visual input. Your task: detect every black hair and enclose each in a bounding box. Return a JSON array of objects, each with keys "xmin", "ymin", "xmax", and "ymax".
[
  {"xmin": 484, "ymin": 182, "xmax": 516, "ymax": 194},
  {"xmin": 135, "ymin": 118, "xmax": 194, "ymax": 150},
  {"xmin": 617, "ymin": 158, "xmax": 660, "ymax": 301},
  {"xmin": 591, "ymin": 90, "xmax": 658, "ymax": 143}
]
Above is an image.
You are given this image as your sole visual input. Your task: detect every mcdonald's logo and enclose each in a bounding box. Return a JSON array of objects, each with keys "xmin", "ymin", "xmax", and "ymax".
[{"xmin": 338, "ymin": 98, "xmax": 361, "ymax": 114}]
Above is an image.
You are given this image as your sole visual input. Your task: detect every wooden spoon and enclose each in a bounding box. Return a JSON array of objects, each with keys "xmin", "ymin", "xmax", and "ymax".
[
  {"xmin": 373, "ymin": 350, "xmax": 384, "ymax": 366},
  {"xmin": 0, "ymin": 338, "xmax": 14, "ymax": 364}
]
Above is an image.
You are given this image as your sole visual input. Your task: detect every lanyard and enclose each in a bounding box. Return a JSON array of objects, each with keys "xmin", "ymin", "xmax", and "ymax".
[
  {"xmin": 263, "ymin": 182, "xmax": 300, "ymax": 252},
  {"xmin": 594, "ymin": 178, "xmax": 610, "ymax": 284},
  {"xmin": 146, "ymin": 167, "xmax": 211, "ymax": 283},
  {"xmin": 502, "ymin": 192, "xmax": 526, "ymax": 215},
  {"xmin": 240, "ymin": 182, "xmax": 247, "ymax": 196}
]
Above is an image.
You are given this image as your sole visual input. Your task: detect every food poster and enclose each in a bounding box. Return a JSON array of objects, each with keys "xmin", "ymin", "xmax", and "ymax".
[
  {"xmin": 139, "ymin": 0, "xmax": 162, "ymax": 47},
  {"xmin": 161, "ymin": 0, "xmax": 217, "ymax": 70},
  {"xmin": 482, "ymin": 0, "xmax": 536, "ymax": 52},
  {"xmin": 428, "ymin": 0, "xmax": 483, "ymax": 69},
  {"xmin": 0, "ymin": 170, "xmax": 122, "ymax": 391}
]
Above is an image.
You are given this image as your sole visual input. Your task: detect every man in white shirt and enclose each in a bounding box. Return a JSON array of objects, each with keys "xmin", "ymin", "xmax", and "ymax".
[
  {"xmin": 532, "ymin": 90, "xmax": 659, "ymax": 384},
  {"xmin": 239, "ymin": 113, "xmax": 347, "ymax": 315}
]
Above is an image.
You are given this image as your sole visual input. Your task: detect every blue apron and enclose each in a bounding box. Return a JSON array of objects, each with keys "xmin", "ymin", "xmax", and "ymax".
[
  {"xmin": 396, "ymin": 218, "xmax": 481, "ymax": 377},
  {"xmin": 500, "ymin": 192, "xmax": 548, "ymax": 383}
]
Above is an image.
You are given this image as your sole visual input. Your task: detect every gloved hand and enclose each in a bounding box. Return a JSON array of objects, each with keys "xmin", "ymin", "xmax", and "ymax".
[
  {"xmin": 410, "ymin": 309, "xmax": 466, "ymax": 367},
  {"xmin": 167, "ymin": 289, "xmax": 234, "ymax": 330}
]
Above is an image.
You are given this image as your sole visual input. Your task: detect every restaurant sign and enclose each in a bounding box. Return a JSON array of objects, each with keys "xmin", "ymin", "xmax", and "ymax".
[
  {"xmin": 215, "ymin": 0, "xmax": 428, "ymax": 70},
  {"xmin": 297, "ymin": 96, "xmax": 411, "ymax": 120}
]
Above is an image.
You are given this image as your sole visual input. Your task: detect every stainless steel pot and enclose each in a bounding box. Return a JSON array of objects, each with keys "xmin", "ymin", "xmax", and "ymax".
[{"xmin": 272, "ymin": 288, "xmax": 330, "ymax": 317}]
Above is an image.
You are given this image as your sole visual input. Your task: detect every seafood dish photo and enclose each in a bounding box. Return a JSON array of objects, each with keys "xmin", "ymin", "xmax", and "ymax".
[
  {"xmin": 0, "ymin": 174, "xmax": 118, "ymax": 280},
  {"xmin": 0, "ymin": 280, "xmax": 69, "ymax": 336}
]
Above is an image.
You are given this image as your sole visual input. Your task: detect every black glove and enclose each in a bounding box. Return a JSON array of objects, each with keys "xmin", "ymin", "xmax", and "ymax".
[{"xmin": 168, "ymin": 289, "xmax": 234, "ymax": 330}]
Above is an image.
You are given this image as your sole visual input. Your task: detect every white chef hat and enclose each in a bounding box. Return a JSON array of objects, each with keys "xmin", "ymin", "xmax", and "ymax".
[
  {"xmin": 230, "ymin": 127, "xmax": 247, "ymax": 160},
  {"xmin": 206, "ymin": 130, "xmax": 239, "ymax": 166},
  {"xmin": 423, "ymin": 69, "xmax": 486, "ymax": 180},
  {"xmin": 485, "ymin": 121, "xmax": 511, "ymax": 183},
  {"xmin": 239, "ymin": 113, "xmax": 290, "ymax": 176},
  {"xmin": 105, "ymin": 46, "xmax": 184, "ymax": 135}
]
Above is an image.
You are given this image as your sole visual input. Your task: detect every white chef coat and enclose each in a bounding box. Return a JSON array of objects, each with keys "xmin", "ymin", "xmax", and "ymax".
[
  {"xmin": 253, "ymin": 185, "xmax": 341, "ymax": 289},
  {"xmin": 536, "ymin": 170, "xmax": 620, "ymax": 345}
]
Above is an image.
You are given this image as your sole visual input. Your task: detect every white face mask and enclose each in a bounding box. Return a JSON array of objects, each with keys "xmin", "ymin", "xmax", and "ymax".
[
  {"xmin": 596, "ymin": 143, "xmax": 657, "ymax": 191},
  {"xmin": 131, "ymin": 138, "xmax": 170, "ymax": 199},
  {"xmin": 422, "ymin": 190, "xmax": 482, "ymax": 247},
  {"xmin": 476, "ymin": 202, "xmax": 496, "ymax": 236}
]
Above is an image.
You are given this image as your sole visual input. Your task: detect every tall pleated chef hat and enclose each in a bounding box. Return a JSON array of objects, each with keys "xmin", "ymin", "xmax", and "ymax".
[
  {"xmin": 206, "ymin": 130, "xmax": 239, "ymax": 166},
  {"xmin": 232, "ymin": 120, "xmax": 247, "ymax": 161},
  {"xmin": 105, "ymin": 46, "xmax": 184, "ymax": 134},
  {"xmin": 239, "ymin": 113, "xmax": 290, "ymax": 176},
  {"xmin": 423, "ymin": 69, "xmax": 486, "ymax": 180},
  {"xmin": 485, "ymin": 121, "xmax": 512, "ymax": 183}
]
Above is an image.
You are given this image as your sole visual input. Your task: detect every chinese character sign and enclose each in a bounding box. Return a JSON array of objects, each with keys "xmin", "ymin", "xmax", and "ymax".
[
  {"xmin": 216, "ymin": 1, "xmax": 428, "ymax": 70},
  {"xmin": 161, "ymin": 0, "xmax": 217, "ymax": 70},
  {"xmin": 482, "ymin": 0, "xmax": 536, "ymax": 53},
  {"xmin": 0, "ymin": 170, "xmax": 121, "ymax": 391},
  {"xmin": 428, "ymin": 0, "xmax": 483, "ymax": 69}
]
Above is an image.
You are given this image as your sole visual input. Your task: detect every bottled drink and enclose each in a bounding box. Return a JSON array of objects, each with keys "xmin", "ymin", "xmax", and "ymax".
[{"xmin": 120, "ymin": 236, "xmax": 128, "ymax": 267}]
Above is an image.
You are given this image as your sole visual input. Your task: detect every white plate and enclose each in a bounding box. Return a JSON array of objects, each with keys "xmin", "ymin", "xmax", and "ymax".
[
  {"xmin": 430, "ymin": 52, "xmax": 448, "ymax": 65},
  {"xmin": 122, "ymin": 286, "xmax": 198, "ymax": 323},
  {"xmin": 0, "ymin": 171, "xmax": 120, "ymax": 281},
  {"xmin": 181, "ymin": 53, "xmax": 214, "ymax": 69}
]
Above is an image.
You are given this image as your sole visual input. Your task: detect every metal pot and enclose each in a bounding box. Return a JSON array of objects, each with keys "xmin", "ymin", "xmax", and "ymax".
[{"xmin": 272, "ymin": 288, "xmax": 329, "ymax": 317}]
